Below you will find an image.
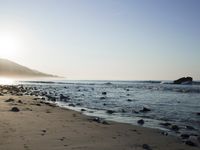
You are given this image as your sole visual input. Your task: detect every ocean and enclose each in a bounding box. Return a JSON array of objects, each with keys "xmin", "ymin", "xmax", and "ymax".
[{"xmin": 17, "ymin": 80, "xmax": 200, "ymax": 135}]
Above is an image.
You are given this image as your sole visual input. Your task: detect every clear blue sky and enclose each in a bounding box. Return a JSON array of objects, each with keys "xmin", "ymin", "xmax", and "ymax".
[{"xmin": 0, "ymin": 0, "xmax": 199, "ymax": 80}]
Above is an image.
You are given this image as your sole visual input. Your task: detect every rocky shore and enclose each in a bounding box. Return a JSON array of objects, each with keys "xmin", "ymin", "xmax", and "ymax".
[{"xmin": 0, "ymin": 85, "xmax": 199, "ymax": 150}]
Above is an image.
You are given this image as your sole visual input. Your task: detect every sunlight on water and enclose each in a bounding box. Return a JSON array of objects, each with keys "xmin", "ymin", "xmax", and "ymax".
[{"xmin": 0, "ymin": 77, "xmax": 14, "ymax": 85}]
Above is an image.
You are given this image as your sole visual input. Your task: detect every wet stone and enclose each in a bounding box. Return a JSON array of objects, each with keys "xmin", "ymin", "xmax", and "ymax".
[
  {"xmin": 137, "ymin": 119, "xmax": 144, "ymax": 125},
  {"xmin": 142, "ymin": 144, "xmax": 152, "ymax": 150},
  {"xmin": 106, "ymin": 110, "xmax": 115, "ymax": 114},
  {"xmin": 171, "ymin": 125, "xmax": 179, "ymax": 131},
  {"xmin": 185, "ymin": 140, "xmax": 197, "ymax": 147},
  {"xmin": 5, "ymin": 98, "xmax": 15, "ymax": 102},
  {"xmin": 181, "ymin": 134, "xmax": 190, "ymax": 139},
  {"xmin": 10, "ymin": 107, "xmax": 20, "ymax": 112}
]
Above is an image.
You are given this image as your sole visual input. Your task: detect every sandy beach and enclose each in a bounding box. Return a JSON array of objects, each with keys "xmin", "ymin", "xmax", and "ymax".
[{"xmin": 0, "ymin": 86, "xmax": 198, "ymax": 150}]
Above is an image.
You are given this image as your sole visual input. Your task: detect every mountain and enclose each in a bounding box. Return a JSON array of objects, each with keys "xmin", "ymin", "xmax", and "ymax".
[{"xmin": 0, "ymin": 58, "xmax": 57, "ymax": 78}]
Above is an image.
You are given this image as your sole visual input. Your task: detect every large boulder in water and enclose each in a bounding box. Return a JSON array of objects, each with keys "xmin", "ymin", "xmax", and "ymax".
[{"xmin": 173, "ymin": 77, "xmax": 193, "ymax": 84}]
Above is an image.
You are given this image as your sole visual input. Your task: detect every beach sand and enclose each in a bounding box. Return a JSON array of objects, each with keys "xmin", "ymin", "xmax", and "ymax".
[{"xmin": 0, "ymin": 94, "xmax": 198, "ymax": 150}]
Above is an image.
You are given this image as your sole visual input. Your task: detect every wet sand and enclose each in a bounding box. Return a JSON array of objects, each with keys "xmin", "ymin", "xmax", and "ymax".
[{"xmin": 0, "ymin": 87, "xmax": 199, "ymax": 150}]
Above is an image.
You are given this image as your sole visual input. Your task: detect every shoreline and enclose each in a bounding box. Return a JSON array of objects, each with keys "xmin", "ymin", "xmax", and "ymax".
[{"xmin": 0, "ymin": 85, "xmax": 199, "ymax": 150}]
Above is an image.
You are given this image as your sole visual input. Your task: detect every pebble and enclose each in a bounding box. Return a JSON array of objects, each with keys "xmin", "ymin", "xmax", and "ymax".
[
  {"xmin": 102, "ymin": 92, "xmax": 107, "ymax": 95},
  {"xmin": 10, "ymin": 107, "xmax": 20, "ymax": 112},
  {"xmin": 171, "ymin": 125, "xmax": 179, "ymax": 131},
  {"xmin": 140, "ymin": 107, "xmax": 151, "ymax": 112},
  {"xmin": 137, "ymin": 119, "xmax": 144, "ymax": 125},
  {"xmin": 185, "ymin": 140, "xmax": 196, "ymax": 147},
  {"xmin": 106, "ymin": 110, "xmax": 115, "ymax": 114},
  {"xmin": 142, "ymin": 144, "xmax": 152, "ymax": 150}
]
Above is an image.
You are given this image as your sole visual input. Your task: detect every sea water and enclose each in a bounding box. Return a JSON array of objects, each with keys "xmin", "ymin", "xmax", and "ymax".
[{"xmin": 18, "ymin": 80, "xmax": 200, "ymax": 135}]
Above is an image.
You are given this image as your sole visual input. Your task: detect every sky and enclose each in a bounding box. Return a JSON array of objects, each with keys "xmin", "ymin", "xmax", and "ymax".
[{"xmin": 0, "ymin": 0, "xmax": 199, "ymax": 80}]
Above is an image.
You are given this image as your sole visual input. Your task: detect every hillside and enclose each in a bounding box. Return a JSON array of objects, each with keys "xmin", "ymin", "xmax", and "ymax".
[{"xmin": 0, "ymin": 58, "xmax": 56, "ymax": 78}]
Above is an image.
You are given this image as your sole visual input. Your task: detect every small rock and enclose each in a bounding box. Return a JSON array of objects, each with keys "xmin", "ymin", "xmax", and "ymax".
[
  {"xmin": 171, "ymin": 125, "xmax": 179, "ymax": 131},
  {"xmin": 106, "ymin": 110, "xmax": 115, "ymax": 114},
  {"xmin": 42, "ymin": 129, "xmax": 46, "ymax": 133},
  {"xmin": 196, "ymin": 112, "xmax": 200, "ymax": 116},
  {"xmin": 100, "ymin": 97, "xmax": 106, "ymax": 100},
  {"xmin": 92, "ymin": 117, "xmax": 101, "ymax": 123},
  {"xmin": 142, "ymin": 144, "xmax": 152, "ymax": 150},
  {"xmin": 132, "ymin": 110, "xmax": 139, "ymax": 114},
  {"xmin": 76, "ymin": 103, "xmax": 82, "ymax": 106},
  {"xmin": 186, "ymin": 125, "xmax": 195, "ymax": 130},
  {"xmin": 5, "ymin": 98, "xmax": 15, "ymax": 102},
  {"xmin": 36, "ymin": 103, "xmax": 41, "ymax": 106},
  {"xmin": 160, "ymin": 122, "xmax": 171, "ymax": 126},
  {"xmin": 18, "ymin": 100, "xmax": 23, "ymax": 104},
  {"xmin": 181, "ymin": 134, "xmax": 190, "ymax": 139},
  {"xmin": 197, "ymin": 136, "xmax": 200, "ymax": 142},
  {"xmin": 127, "ymin": 99, "xmax": 132, "ymax": 102},
  {"xmin": 81, "ymin": 109, "xmax": 86, "ymax": 111},
  {"xmin": 121, "ymin": 109, "xmax": 126, "ymax": 113},
  {"xmin": 60, "ymin": 94, "xmax": 70, "ymax": 101},
  {"xmin": 140, "ymin": 107, "xmax": 151, "ymax": 112},
  {"xmin": 161, "ymin": 131, "xmax": 168, "ymax": 136},
  {"xmin": 185, "ymin": 140, "xmax": 196, "ymax": 147},
  {"xmin": 102, "ymin": 121, "xmax": 110, "ymax": 125},
  {"xmin": 10, "ymin": 107, "xmax": 20, "ymax": 112},
  {"xmin": 102, "ymin": 92, "xmax": 107, "ymax": 95},
  {"xmin": 137, "ymin": 119, "xmax": 144, "ymax": 125},
  {"xmin": 68, "ymin": 104, "xmax": 75, "ymax": 107}
]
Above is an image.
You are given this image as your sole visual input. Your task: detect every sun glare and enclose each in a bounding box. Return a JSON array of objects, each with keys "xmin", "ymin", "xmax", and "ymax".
[
  {"xmin": 0, "ymin": 77, "xmax": 14, "ymax": 85},
  {"xmin": 0, "ymin": 32, "xmax": 21, "ymax": 59}
]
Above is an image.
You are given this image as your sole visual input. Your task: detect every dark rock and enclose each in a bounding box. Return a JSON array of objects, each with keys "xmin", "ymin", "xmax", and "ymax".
[
  {"xmin": 132, "ymin": 110, "xmax": 139, "ymax": 114},
  {"xmin": 140, "ymin": 107, "xmax": 151, "ymax": 112},
  {"xmin": 127, "ymin": 99, "xmax": 132, "ymax": 102},
  {"xmin": 104, "ymin": 82, "xmax": 112, "ymax": 85},
  {"xmin": 46, "ymin": 95, "xmax": 56, "ymax": 102},
  {"xmin": 186, "ymin": 125, "xmax": 195, "ymax": 130},
  {"xmin": 92, "ymin": 117, "xmax": 101, "ymax": 123},
  {"xmin": 42, "ymin": 129, "xmax": 46, "ymax": 133},
  {"xmin": 197, "ymin": 136, "xmax": 200, "ymax": 143},
  {"xmin": 100, "ymin": 97, "xmax": 106, "ymax": 100},
  {"xmin": 137, "ymin": 119, "xmax": 144, "ymax": 125},
  {"xmin": 161, "ymin": 131, "xmax": 168, "ymax": 136},
  {"xmin": 68, "ymin": 104, "xmax": 75, "ymax": 107},
  {"xmin": 76, "ymin": 103, "xmax": 82, "ymax": 106},
  {"xmin": 60, "ymin": 94, "xmax": 70, "ymax": 101},
  {"xmin": 121, "ymin": 109, "xmax": 126, "ymax": 113},
  {"xmin": 102, "ymin": 121, "xmax": 110, "ymax": 125},
  {"xmin": 142, "ymin": 144, "xmax": 152, "ymax": 150},
  {"xmin": 102, "ymin": 92, "xmax": 107, "ymax": 95},
  {"xmin": 18, "ymin": 100, "xmax": 23, "ymax": 104},
  {"xmin": 185, "ymin": 140, "xmax": 197, "ymax": 147},
  {"xmin": 181, "ymin": 134, "xmax": 190, "ymax": 139},
  {"xmin": 10, "ymin": 107, "xmax": 20, "ymax": 112},
  {"xmin": 81, "ymin": 109, "xmax": 86, "ymax": 111},
  {"xmin": 196, "ymin": 112, "xmax": 200, "ymax": 116},
  {"xmin": 160, "ymin": 122, "xmax": 171, "ymax": 126},
  {"xmin": 106, "ymin": 110, "xmax": 115, "ymax": 114},
  {"xmin": 171, "ymin": 125, "xmax": 179, "ymax": 131},
  {"xmin": 5, "ymin": 98, "xmax": 15, "ymax": 102},
  {"xmin": 173, "ymin": 77, "xmax": 193, "ymax": 84}
]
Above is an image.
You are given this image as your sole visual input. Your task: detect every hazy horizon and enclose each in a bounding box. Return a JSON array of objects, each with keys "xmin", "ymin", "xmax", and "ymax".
[{"xmin": 0, "ymin": 0, "xmax": 199, "ymax": 80}]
